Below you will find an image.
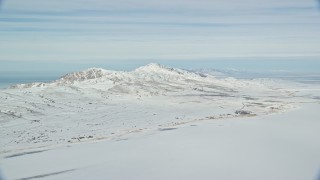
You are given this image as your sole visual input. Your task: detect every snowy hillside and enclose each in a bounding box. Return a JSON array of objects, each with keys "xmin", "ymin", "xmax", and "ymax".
[
  {"xmin": 0, "ymin": 63, "xmax": 298, "ymax": 156},
  {"xmin": 9, "ymin": 63, "xmax": 269, "ymax": 95}
]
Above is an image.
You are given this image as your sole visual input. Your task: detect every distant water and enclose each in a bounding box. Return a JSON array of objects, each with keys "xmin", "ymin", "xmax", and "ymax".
[{"xmin": 0, "ymin": 72, "xmax": 61, "ymax": 89}]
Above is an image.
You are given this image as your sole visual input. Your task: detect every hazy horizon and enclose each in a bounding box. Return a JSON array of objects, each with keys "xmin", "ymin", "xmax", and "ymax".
[{"xmin": 1, "ymin": 59, "xmax": 320, "ymax": 89}]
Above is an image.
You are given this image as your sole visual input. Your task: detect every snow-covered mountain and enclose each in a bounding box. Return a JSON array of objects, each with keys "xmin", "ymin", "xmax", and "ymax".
[
  {"xmin": 12, "ymin": 63, "xmax": 205, "ymax": 87},
  {"xmin": 0, "ymin": 63, "xmax": 298, "ymax": 156},
  {"xmin": 9, "ymin": 63, "xmax": 264, "ymax": 95},
  {"xmin": 57, "ymin": 68, "xmax": 109, "ymax": 83}
]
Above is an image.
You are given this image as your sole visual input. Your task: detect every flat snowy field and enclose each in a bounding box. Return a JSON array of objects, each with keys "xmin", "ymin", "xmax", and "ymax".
[{"xmin": 0, "ymin": 64, "xmax": 319, "ymax": 179}]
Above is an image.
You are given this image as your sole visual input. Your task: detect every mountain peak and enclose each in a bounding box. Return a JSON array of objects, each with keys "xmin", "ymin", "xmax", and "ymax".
[
  {"xmin": 135, "ymin": 63, "xmax": 170, "ymax": 71},
  {"xmin": 134, "ymin": 63, "xmax": 186, "ymax": 76},
  {"xmin": 56, "ymin": 67, "xmax": 109, "ymax": 83}
]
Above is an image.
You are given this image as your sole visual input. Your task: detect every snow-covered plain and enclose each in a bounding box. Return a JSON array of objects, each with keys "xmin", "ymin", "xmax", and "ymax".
[{"xmin": 0, "ymin": 63, "xmax": 319, "ymax": 180}]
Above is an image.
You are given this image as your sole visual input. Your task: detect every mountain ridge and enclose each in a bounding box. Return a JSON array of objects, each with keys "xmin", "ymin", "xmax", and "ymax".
[
  {"xmin": 10, "ymin": 63, "xmax": 212, "ymax": 89},
  {"xmin": 7, "ymin": 63, "xmax": 276, "ymax": 99}
]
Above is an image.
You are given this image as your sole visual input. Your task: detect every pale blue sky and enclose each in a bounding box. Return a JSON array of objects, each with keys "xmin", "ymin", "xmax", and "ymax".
[{"xmin": 0, "ymin": 0, "xmax": 320, "ymax": 72}]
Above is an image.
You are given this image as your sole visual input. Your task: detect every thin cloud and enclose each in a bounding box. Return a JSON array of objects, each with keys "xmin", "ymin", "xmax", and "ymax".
[{"xmin": 0, "ymin": 0, "xmax": 319, "ymax": 62}]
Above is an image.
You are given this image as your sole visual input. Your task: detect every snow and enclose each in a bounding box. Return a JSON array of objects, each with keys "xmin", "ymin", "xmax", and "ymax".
[
  {"xmin": 0, "ymin": 63, "xmax": 319, "ymax": 180},
  {"xmin": 1, "ymin": 103, "xmax": 320, "ymax": 180},
  {"xmin": 56, "ymin": 68, "xmax": 111, "ymax": 84}
]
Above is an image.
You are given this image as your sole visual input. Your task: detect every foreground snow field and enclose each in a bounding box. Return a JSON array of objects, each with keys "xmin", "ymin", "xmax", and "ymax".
[
  {"xmin": 1, "ymin": 103, "xmax": 320, "ymax": 180},
  {"xmin": 0, "ymin": 63, "xmax": 319, "ymax": 179}
]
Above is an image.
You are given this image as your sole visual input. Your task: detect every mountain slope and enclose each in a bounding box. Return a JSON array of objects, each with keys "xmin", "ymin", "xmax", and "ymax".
[{"xmin": 9, "ymin": 63, "xmax": 261, "ymax": 95}]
